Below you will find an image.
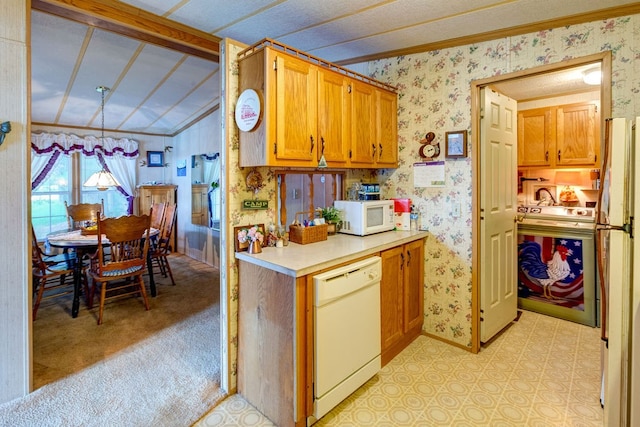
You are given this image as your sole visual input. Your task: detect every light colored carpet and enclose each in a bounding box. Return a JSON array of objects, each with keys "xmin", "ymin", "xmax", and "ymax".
[{"xmin": 0, "ymin": 255, "xmax": 224, "ymax": 427}]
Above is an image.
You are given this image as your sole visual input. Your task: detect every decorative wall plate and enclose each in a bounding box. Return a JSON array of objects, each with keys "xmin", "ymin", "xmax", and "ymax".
[{"xmin": 235, "ymin": 89, "xmax": 262, "ymax": 132}]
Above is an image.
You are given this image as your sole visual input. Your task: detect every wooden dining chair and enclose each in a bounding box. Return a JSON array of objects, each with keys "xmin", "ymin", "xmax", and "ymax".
[
  {"xmin": 150, "ymin": 203, "xmax": 177, "ymax": 286},
  {"xmin": 88, "ymin": 211, "xmax": 152, "ymax": 325},
  {"xmin": 149, "ymin": 202, "xmax": 165, "ymax": 230},
  {"xmin": 65, "ymin": 200, "xmax": 104, "ymax": 228},
  {"xmin": 31, "ymin": 225, "xmax": 86, "ymax": 320}
]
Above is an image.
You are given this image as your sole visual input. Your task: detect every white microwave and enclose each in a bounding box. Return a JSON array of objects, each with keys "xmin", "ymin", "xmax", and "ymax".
[{"xmin": 334, "ymin": 200, "xmax": 395, "ymax": 236}]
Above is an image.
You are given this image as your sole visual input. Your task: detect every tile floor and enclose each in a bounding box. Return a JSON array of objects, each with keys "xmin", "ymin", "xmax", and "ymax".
[{"xmin": 194, "ymin": 310, "xmax": 603, "ymax": 426}]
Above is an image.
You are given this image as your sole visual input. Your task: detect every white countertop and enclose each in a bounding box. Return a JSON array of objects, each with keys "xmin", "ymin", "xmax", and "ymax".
[{"xmin": 235, "ymin": 230, "xmax": 429, "ymax": 277}]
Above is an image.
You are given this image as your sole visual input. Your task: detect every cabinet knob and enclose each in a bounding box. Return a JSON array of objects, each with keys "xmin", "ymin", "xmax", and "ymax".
[
  {"xmin": 379, "ymin": 143, "xmax": 383, "ymax": 157},
  {"xmin": 557, "ymin": 150, "xmax": 561, "ymax": 161},
  {"xmin": 372, "ymin": 143, "xmax": 376, "ymax": 159},
  {"xmin": 321, "ymin": 137, "xmax": 325, "ymax": 155},
  {"xmin": 310, "ymin": 135, "xmax": 315, "ymax": 153},
  {"xmin": 545, "ymin": 151, "xmax": 549, "ymax": 162}
]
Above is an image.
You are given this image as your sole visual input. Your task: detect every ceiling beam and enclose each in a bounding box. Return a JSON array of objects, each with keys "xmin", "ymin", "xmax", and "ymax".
[{"xmin": 32, "ymin": 0, "xmax": 221, "ymax": 62}]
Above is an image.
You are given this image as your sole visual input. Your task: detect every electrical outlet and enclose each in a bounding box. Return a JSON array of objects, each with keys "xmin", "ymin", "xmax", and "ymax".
[
  {"xmin": 293, "ymin": 189, "xmax": 300, "ymax": 199},
  {"xmin": 452, "ymin": 202, "xmax": 461, "ymax": 218}
]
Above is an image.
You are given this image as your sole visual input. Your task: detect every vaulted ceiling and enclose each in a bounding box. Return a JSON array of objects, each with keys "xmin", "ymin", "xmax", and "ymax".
[{"xmin": 30, "ymin": 0, "xmax": 640, "ymax": 136}]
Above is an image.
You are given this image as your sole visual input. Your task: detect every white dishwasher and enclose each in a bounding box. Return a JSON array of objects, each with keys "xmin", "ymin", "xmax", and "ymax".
[{"xmin": 310, "ymin": 256, "xmax": 382, "ymax": 425}]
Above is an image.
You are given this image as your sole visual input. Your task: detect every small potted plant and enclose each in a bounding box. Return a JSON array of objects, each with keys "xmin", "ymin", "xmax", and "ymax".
[{"xmin": 320, "ymin": 206, "xmax": 342, "ymax": 235}]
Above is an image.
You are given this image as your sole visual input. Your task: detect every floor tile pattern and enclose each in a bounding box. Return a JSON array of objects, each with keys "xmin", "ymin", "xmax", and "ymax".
[{"xmin": 194, "ymin": 311, "xmax": 603, "ymax": 426}]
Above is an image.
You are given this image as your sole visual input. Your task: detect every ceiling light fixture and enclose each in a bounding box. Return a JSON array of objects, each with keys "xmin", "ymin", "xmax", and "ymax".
[
  {"xmin": 83, "ymin": 86, "xmax": 121, "ymax": 191},
  {"xmin": 582, "ymin": 67, "xmax": 601, "ymax": 85}
]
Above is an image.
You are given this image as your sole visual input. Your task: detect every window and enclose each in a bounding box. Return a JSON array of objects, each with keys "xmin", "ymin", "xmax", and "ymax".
[{"xmin": 32, "ymin": 154, "xmax": 127, "ymax": 238}]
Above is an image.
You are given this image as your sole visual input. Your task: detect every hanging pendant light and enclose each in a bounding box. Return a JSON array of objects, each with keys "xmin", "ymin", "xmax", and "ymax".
[{"xmin": 83, "ymin": 86, "xmax": 120, "ymax": 191}]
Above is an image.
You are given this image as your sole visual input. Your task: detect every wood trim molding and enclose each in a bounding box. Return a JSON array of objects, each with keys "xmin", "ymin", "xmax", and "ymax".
[
  {"xmin": 469, "ymin": 51, "xmax": 612, "ymax": 353},
  {"xmin": 31, "ymin": 0, "xmax": 221, "ymax": 62},
  {"xmin": 337, "ymin": 4, "xmax": 640, "ymax": 65}
]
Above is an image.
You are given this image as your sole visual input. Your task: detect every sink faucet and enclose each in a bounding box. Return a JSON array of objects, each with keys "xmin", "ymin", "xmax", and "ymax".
[{"xmin": 535, "ymin": 187, "xmax": 557, "ymax": 206}]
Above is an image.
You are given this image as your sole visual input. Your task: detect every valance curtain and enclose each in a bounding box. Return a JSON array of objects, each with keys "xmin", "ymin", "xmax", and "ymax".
[{"xmin": 31, "ymin": 133, "xmax": 139, "ymax": 213}]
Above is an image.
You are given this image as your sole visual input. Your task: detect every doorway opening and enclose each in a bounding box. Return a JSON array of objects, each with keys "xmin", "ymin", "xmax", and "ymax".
[{"xmin": 470, "ymin": 51, "xmax": 612, "ymax": 352}]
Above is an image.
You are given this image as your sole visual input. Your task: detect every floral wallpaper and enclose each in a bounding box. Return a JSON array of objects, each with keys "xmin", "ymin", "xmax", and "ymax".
[
  {"xmin": 224, "ymin": 40, "xmax": 278, "ymax": 390},
  {"xmin": 222, "ymin": 15, "xmax": 640, "ymax": 385},
  {"xmin": 364, "ymin": 14, "xmax": 640, "ymax": 348}
]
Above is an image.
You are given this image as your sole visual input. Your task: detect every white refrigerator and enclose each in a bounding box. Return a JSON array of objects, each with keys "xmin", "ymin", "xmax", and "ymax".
[{"xmin": 598, "ymin": 117, "xmax": 640, "ymax": 426}]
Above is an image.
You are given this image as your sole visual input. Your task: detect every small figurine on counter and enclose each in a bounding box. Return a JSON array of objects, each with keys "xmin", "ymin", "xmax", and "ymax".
[{"xmin": 266, "ymin": 223, "xmax": 279, "ymax": 247}]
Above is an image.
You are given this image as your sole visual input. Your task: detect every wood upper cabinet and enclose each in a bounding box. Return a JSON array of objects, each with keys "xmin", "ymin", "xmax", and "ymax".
[
  {"xmin": 349, "ymin": 81, "xmax": 398, "ymax": 168},
  {"xmin": 349, "ymin": 79, "xmax": 377, "ymax": 166},
  {"xmin": 518, "ymin": 107, "xmax": 554, "ymax": 167},
  {"xmin": 556, "ymin": 103, "xmax": 599, "ymax": 166},
  {"xmin": 273, "ymin": 50, "xmax": 318, "ymax": 165},
  {"xmin": 380, "ymin": 238, "xmax": 424, "ymax": 365},
  {"xmin": 317, "ymin": 68, "xmax": 350, "ymax": 166},
  {"xmin": 376, "ymin": 88, "xmax": 399, "ymax": 167},
  {"xmin": 518, "ymin": 102, "xmax": 599, "ymax": 168},
  {"xmin": 238, "ymin": 41, "xmax": 397, "ymax": 169}
]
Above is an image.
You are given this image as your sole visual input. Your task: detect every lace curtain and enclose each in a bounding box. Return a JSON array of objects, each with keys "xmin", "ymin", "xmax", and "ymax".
[{"xmin": 31, "ymin": 132, "xmax": 139, "ymax": 213}]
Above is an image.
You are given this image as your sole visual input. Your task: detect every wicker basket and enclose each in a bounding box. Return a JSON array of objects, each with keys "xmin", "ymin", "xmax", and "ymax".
[{"xmin": 289, "ymin": 211, "xmax": 328, "ymax": 245}]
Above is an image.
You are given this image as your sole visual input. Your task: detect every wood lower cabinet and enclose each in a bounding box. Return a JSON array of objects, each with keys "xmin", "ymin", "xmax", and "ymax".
[
  {"xmin": 137, "ymin": 184, "xmax": 177, "ymax": 249},
  {"xmin": 380, "ymin": 239, "xmax": 424, "ymax": 365},
  {"xmin": 237, "ymin": 236, "xmax": 425, "ymax": 426}
]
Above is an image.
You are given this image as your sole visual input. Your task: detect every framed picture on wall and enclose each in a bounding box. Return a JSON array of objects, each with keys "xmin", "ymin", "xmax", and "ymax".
[
  {"xmin": 147, "ymin": 151, "xmax": 164, "ymax": 167},
  {"xmin": 445, "ymin": 130, "xmax": 468, "ymax": 158}
]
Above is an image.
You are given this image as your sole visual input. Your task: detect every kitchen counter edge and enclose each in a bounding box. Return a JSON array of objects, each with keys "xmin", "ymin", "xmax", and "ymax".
[{"xmin": 235, "ymin": 230, "xmax": 429, "ymax": 277}]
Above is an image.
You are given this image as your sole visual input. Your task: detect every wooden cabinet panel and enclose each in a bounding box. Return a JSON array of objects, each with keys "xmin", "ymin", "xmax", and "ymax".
[
  {"xmin": 317, "ymin": 69, "xmax": 350, "ymax": 165},
  {"xmin": 380, "ymin": 245, "xmax": 404, "ymax": 352},
  {"xmin": 518, "ymin": 108, "xmax": 553, "ymax": 167},
  {"xmin": 403, "ymin": 239, "xmax": 424, "ymax": 333},
  {"xmin": 191, "ymin": 184, "xmax": 208, "ymax": 226},
  {"xmin": 376, "ymin": 88, "xmax": 398, "ymax": 167},
  {"xmin": 349, "ymin": 79, "xmax": 376, "ymax": 166},
  {"xmin": 238, "ymin": 42, "xmax": 397, "ymax": 169},
  {"xmin": 274, "ymin": 50, "xmax": 318, "ymax": 164},
  {"xmin": 137, "ymin": 184, "xmax": 177, "ymax": 250},
  {"xmin": 556, "ymin": 103, "xmax": 599, "ymax": 166},
  {"xmin": 380, "ymin": 239, "xmax": 425, "ymax": 365},
  {"xmin": 518, "ymin": 102, "xmax": 599, "ymax": 168}
]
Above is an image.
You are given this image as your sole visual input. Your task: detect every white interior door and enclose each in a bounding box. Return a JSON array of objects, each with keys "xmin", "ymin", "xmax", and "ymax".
[{"xmin": 480, "ymin": 86, "xmax": 518, "ymax": 343}]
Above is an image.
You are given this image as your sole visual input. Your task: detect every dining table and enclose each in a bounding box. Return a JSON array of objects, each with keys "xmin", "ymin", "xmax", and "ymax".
[{"xmin": 46, "ymin": 227, "xmax": 160, "ymax": 318}]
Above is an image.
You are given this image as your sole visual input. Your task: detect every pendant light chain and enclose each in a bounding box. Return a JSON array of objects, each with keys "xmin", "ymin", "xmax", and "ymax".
[{"xmin": 97, "ymin": 85, "xmax": 110, "ymax": 141}]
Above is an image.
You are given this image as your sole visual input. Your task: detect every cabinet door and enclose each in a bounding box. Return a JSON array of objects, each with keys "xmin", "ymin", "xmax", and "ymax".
[
  {"xmin": 376, "ymin": 88, "xmax": 398, "ymax": 167},
  {"xmin": 556, "ymin": 103, "xmax": 599, "ymax": 166},
  {"xmin": 349, "ymin": 79, "xmax": 376, "ymax": 166},
  {"xmin": 380, "ymin": 245, "xmax": 404, "ymax": 352},
  {"xmin": 191, "ymin": 185, "xmax": 207, "ymax": 226},
  {"xmin": 517, "ymin": 107, "xmax": 554, "ymax": 167},
  {"xmin": 317, "ymin": 70, "xmax": 350, "ymax": 166},
  {"xmin": 403, "ymin": 240, "xmax": 424, "ymax": 333},
  {"xmin": 274, "ymin": 52, "xmax": 318, "ymax": 163}
]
